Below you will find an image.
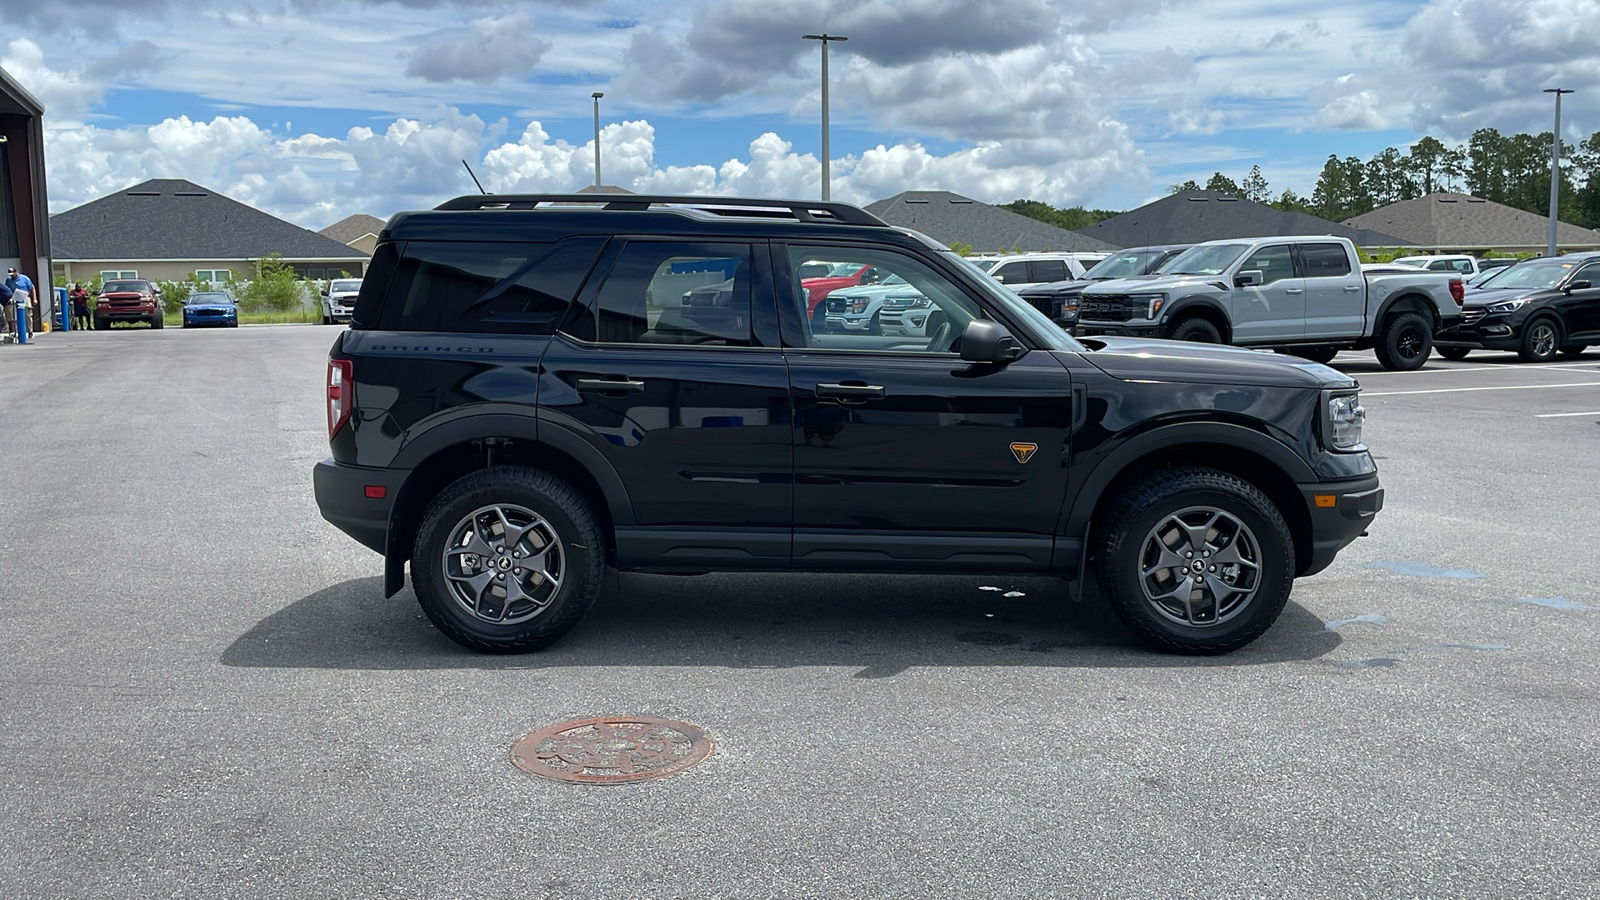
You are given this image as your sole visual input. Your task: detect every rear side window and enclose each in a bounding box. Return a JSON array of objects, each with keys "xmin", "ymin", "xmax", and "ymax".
[
  {"xmin": 1299, "ymin": 243, "xmax": 1352, "ymax": 278},
  {"xmin": 589, "ymin": 241, "xmax": 754, "ymax": 346},
  {"xmin": 992, "ymin": 261, "xmax": 1028, "ymax": 284},
  {"xmin": 1030, "ymin": 259, "xmax": 1068, "ymax": 283},
  {"xmin": 350, "ymin": 242, "xmax": 399, "ymax": 329},
  {"xmin": 374, "ymin": 237, "xmax": 605, "ymax": 334}
]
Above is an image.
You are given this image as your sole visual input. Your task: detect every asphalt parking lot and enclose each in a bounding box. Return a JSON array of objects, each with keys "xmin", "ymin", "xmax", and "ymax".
[{"xmin": 1, "ymin": 326, "xmax": 1597, "ymax": 899}]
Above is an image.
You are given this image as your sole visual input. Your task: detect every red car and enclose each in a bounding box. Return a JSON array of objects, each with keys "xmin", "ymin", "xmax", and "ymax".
[
  {"xmin": 95, "ymin": 279, "xmax": 165, "ymax": 330},
  {"xmin": 798, "ymin": 262, "xmax": 891, "ymax": 326}
]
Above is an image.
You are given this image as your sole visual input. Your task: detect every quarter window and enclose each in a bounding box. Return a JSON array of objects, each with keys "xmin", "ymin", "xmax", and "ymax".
[
  {"xmin": 376, "ymin": 237, "xmax": 605, "ymax": 334},
  {"xmin": 591, "ymin": 242, "xmax": 754, "ymax": 346},
  {"xmin": 1299, "ymin": 244, "xmax": 1352, "ymax": 278}
]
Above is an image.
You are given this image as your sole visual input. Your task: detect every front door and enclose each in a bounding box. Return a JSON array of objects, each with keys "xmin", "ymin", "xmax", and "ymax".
[
  {"xmin": 1230, "ymin": 242, "xmax": 1304, "ymax": 343},
  {"xmin": 1560, "ymin": 260, "xmax": 1600, "ymax": 341},
  {"xmin": 778, "ymin": 243, "xmax": 1074, "ymax": 572},
  {"xmin": 539, "ymin": 238, "xmax": 793, "ymax": 567}
]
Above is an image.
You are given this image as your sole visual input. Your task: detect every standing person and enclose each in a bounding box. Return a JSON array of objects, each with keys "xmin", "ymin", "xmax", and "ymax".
[
  {"xmin": 0, "ymin": 277, "xmax": 12, "ymax": 339},
  {"xmin": 6, "ymin": 268, "xmax": 35, "ymax": 334},
  {"xmin": 70, "ymin": 282, "xmax": 91, "ymax": 331}
]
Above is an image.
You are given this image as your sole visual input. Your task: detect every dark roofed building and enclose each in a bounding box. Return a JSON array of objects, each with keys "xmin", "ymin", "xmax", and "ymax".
[
  {"xmin": 2, "ymin": 63, "xmax": 51, "ymax": 333},
  {"xmin": 865, "ymin": 191, "xmax": 1117, "ymax": 253},
  {"xmin": 1077, "ymin": 190, "xmax": 1410, "ymax": 249},
  {"xmin": 50, "ymin": 178, "xmax": 370, "ymax": 285},
  {"xmin": 318, "ymin": 213, "xmax": 386, "ymax": 255},
  {"xmin": 1344, "ymin": 193, "xmax": 1600, "ymax": 253},
  {"xmin": 576, "ymin": 184, "xmax": 635, "ymax": 194}
]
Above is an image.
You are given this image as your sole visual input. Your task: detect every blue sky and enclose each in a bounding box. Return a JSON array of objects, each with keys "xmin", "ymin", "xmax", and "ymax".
[{"xmin": 5, "ymin": 0, "xmax": 1598, "ymax": 229}]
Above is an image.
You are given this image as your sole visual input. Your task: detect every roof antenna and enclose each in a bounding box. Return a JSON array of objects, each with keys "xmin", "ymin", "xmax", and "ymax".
[{"xmin": 461, "ymin": 160, "xmax": 488, "ymax": 194}]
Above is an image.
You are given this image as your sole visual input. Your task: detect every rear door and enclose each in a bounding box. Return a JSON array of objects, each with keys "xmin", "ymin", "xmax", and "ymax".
[
  {"xmin": 1229, "ymin": 242, "xmax": 1303, "ymax": 342},
  {"xmin": 1298, "ymin": 242, "xmax": 1366, "ymax": 339},
  {"xmin": 1559, "ymin": 260, "xmax": 1600, "ymax": 341}
]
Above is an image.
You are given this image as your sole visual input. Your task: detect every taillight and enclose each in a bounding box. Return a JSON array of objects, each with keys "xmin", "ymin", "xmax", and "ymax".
[
  {"xmin": 327, "ymin": 359, "xmax": 353, "ymax": 437},
  {"xmin": 1449, "ymin": 278, "xmax": 1464, "ymax": 304}
]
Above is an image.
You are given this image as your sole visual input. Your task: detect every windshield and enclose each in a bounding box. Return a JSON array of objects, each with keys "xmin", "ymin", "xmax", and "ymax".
[
  {"xmin": 1085, "ymin": 250, "xmax": 1162, "ymax": 280},
  {"xmin": 329, "ymin": 279, "xmax": 363, "ymax": 292},
  {"xmin": 1158, "ymin": 243, "xmax": 1250, "ymax": 276},
  {"xmin": 188, "ymin": 293, "xmax": 232, "ymax": 304},
  {"xmin": 103, "ymin": 281, "xmax": 147, "ymax": 293},
  {"xmin": 1470, "ymin": 261, "xmax": 1575, "ymax": 291},
  {"xmin": 1390, "ymin": 258, "xmax": 1430, "ymax": 268},
  {"xmin": 942, "ymin": 251, "xmax": 1080, "ymax": 351},
  {"xmin": 824, "ymin": 263, "xmax": 861, "ymax": 277}
]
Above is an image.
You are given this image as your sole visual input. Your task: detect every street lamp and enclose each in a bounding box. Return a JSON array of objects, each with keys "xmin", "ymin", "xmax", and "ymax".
[
  {"xmin": 592, "ymin": 92, "xmax": 605, "ymax": 188},
  {"xmin": 1544, "ymin": 87, "xmax": 1574, "ymax": 257},
  {"xmin": 802, "ymin": 33, "xmax": 847, "ymax": 201}
]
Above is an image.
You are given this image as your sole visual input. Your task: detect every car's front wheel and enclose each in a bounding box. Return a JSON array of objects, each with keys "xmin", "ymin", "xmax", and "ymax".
[
  {"xmin": 1436, "ymin": 346, "xmax": 1471, "ymax": 361},
  {"xmin": 1518, "ymin": 316, "xmax": 1563, "ymax": 363},
  {"xmin": 411, "ymin": 466, "xmax": 606, "ymax": 653},
  {"xmin": 1096, "ymin": 467, "xmax": 1295, "ymax": 655}
]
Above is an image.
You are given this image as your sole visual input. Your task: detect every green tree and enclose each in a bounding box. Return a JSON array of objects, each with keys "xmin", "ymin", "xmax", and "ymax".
[
  {"xmin": 1466, "ymin": 128, "xmax": 1509, "ymax": 202},
  {"xmin": 1167, "ymin": 179, "xmax": 1200, "ymax": 194},
  {"xmin": 1270, "ymin": 189, "xmax": 1313, "ymax": 214},
  {"xmin": 1204, "ymin": 172, "xmax": 1241, "ymax": 196},
  {"xmin": 1365, "ymin": 147, "xmax": 1416, "ymax": 207},
  {"xmin": 1406, "ymin": 136, "xmax": 1451, "ymax": 194},
  {"xmin": 241, "ymin": 253, "xmax": 301, "ymax": 312},
  {"xmin": 1240, "ymin": 165, "xmax": 1270, "ymax": 203},
  {"xmin": 1000, "ymin": 200, "xmax": 1121, "ymax": 231}
]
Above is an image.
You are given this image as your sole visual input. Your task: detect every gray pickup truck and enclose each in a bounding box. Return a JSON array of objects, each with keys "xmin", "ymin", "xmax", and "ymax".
[{"xmin": 1075, "ymin": 236, "xmax": 1463, "ymax": 370}]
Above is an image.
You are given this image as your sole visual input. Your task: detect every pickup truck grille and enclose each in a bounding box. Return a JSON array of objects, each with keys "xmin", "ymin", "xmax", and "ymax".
[
  {"xmin": 1079, "ymin": 296, "xmax": 1134, "ymax": 322},
  {"xmin": 1461, "ymin": 308, "xmax": 1487, "ymax": 324},
  {"xmin": 1021, "ymin": 294, "xmax": 1059, "ymax": 319},
  {"xmin": 825, "ymin": 296, "xmax": 849, "ymax": 314}
]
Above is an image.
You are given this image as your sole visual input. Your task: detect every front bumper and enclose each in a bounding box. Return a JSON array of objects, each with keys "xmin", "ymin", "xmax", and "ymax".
[
  {"xmin": 1298, "ymin": 474, "xmax": 1384, "ymax": 576},
  {"xmin": 184, "ymin": 310, "xmax": 237, "ymax": 326},
  {"xmin": 879, "ymin": 308, "xmax": 935, "ymax": 336},
  {"xmin": 1435, "ymin": 313, "xmax": 1519, "ymax": 350},
  {"xmin": 824, "ymin": 313, "xmax": 876, "ymax": 332},
  {"xmin": 1078, "ymin": 321, "xmax": 1162, "ymax": 338},
  {"xmin": 313, "ymin": 458, "xmax": 407, "ymax": 555}
]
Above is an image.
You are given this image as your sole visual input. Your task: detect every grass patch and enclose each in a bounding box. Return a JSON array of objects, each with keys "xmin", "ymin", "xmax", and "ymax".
[{"xmin": 238, "ymin": 309, "xmax": 320, "ymax": 325}]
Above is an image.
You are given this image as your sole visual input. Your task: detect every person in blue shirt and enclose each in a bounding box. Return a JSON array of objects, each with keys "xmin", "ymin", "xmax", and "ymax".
[{"xmin": 6, "ymin": 267, "xmax": 35, "ymax": 334}]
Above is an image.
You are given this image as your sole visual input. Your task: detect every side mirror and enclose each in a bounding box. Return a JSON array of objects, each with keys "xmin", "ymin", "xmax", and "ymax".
[
  {"xmin": 1235, "ymin": 270, "xmax": 1264, "ymax": 287},
  {"xmin": 959, "ymin": 319, "xmax": 1024, "ymax": 364},
  {"xmin": 1567, "ymin": 280, "xmax": 1591, "ymax": 292}
]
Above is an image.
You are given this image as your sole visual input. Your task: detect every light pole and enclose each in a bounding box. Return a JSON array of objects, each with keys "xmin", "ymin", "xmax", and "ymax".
[
  {"xmin": 802, "ymin": 33, "xmax": 847, "ymax": 201},
  {"xmin": 1545, "ymin": 87, "xmax": 1574, "ymax": 257},
  {"xmin": 592, "ymin": 92, "xmax": 604, "ymax": 188}
]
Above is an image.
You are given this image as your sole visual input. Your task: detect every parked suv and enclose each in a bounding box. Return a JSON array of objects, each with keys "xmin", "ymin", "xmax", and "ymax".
[
  {"xmin": 314, "ymin": 194, "xmax": 1383, "ymax": 657},
  {"xmin": 1435, "ymin": 252, "xmax": 1600, "ymax": 361}
]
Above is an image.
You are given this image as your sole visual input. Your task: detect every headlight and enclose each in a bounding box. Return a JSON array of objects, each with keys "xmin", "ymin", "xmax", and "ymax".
[
  {"xmin": 1126, "ymin": 292, "xmax": 1167, "ymax": 319},
  {"xmin": 851, "ymin": 297, "xmax": 867, "ymax": 313},
  {"xmin": 1484, "ymin": 297, "xmax": 1530, "ymax": 315},
  {"xmin": 1326, "ymin": 392, "xmax": 1365, "ymax": 451}
]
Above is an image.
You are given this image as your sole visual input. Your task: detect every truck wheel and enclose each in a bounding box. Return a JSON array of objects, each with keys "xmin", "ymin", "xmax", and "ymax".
[
  {"xmin": 1288, "ymin": 346, "xmax": 1338, "ymax": 364},
  {"xmin": 1168, "ymin": 316, "xmax": 1222, "ymax": 343},
  {"xmin": 868, "ymin": 312, "xmax": 882, "ymax": 335},
  {"xmin": 1518, "ymin": 317, "xmax": 1562, "ymax": 363},
  {"xmin": 1374, "ymin": 311, "xmax": 1431, "ymax": 371},
  {"xmin": 150, "ymin": 313, "xmax": 164, "ymax": 330},
  {"xmin": 1096, "ymin": 467, "xmax": 1295, "ymax": 655},
  {"xmin": 1436, "ymin": 346, "xmax": 1471, "ymax": 361},
  {"xmin": 411, "ymin": 466, "xmax": 606, "ymax": 653},
  {"xmin": 93, "ymin": 316, "xmax": 107, "ymax": 331}
]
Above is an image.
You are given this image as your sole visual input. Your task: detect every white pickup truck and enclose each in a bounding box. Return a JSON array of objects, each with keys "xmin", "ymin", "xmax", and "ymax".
[{"xmin": 1075, "ymin": 236, "xmax": 1464, "ymax": 370}]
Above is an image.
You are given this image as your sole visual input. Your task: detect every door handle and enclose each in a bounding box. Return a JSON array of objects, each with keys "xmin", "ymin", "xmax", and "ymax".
[
  {"xmin": 816, "ymin": 382, "xmax": 885, "ymax": 403},
  {"xmin": 1285, "ymin": 288, "xmax": 1305, "ymax": 295},
  {"xmin": 576, "ymin": 377, "xmax": 646, "ymax": 393},
  {"xmin": 1343, "ymin": 285, "xmax": 1362, "ymax": 292}
]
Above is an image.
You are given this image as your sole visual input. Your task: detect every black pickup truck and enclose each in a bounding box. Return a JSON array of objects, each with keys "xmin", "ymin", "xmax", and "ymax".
[{"xmin": 314, "ymin": 194, "xmax": 1382, "ymax": 655}]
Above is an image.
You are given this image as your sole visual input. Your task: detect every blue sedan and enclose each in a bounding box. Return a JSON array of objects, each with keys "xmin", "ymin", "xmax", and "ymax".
[{"xmin": 182, "ymin": 291, "xmax": 239, "ymax": 328}]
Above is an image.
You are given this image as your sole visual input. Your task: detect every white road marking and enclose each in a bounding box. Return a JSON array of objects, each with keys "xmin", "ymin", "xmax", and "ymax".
[
  {"xmin": 1534, "ymin": 410, "xmax": 1600, "ymax": 418},
  {"xmin": 1365, "ymin": 381, "xmax": 1600, "ymax": 397},
  {"xmin": 1356, "ymin": 360, "xmax": 1600, "ymax": 375}
]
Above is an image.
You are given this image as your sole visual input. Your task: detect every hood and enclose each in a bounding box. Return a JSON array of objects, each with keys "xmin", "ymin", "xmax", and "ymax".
[
  {"xmin": 1083, "ymin": 273, "xmax": 1226, "ymax": 296},
  {"xmin": 1020, "ymin": 278, "xmax": 1092, "ymax": 297},
  {"xmin": 1077, "ymin": 336, "xmax": 1356, "ymax": 389},
  {"xmin": 1460, "ymin": 285, "xmax": 1545, "ymax": 307},
  {"xmin": 186, "ymin": 300, "xmax": 235, "ymax": 309},
  {"xmin": 329, "ymin": 290, "xmax": 361, "ymax": 298},
  {"xmin": 832, "ymin": 283, "xmax": 919, "ymax": 300}
]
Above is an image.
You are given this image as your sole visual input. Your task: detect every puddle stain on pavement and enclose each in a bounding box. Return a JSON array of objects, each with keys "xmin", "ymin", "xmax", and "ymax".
[
  {"xmin": 1323, "ymin": 613, "xmax": 1388, "ymax": 632},
  {"xmin": 1358, "ymin": 560, "xmax": 1486, "ymax": 579}
]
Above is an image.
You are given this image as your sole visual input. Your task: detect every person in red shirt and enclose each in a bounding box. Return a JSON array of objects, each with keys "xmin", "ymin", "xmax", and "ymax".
[{"xmin": 69, "ymin": 283, "xmax": 91, "ymax": 331}]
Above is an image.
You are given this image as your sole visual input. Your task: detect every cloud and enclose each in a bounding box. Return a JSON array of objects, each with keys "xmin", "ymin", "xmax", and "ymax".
[
  {"xmin": 1314, "ymin": 74, "xmax": 1390, "ymax": 129},
  {"xmin": 1, "ymin": 38, "xmax": 104, "ymax": 117},
  {"xmin": 84, "ymin": 40, "xmax": 162, "ymax": 81},
  {"xmin": 404, "ymin": 13, "xmax": 550, "ymax": 82}
]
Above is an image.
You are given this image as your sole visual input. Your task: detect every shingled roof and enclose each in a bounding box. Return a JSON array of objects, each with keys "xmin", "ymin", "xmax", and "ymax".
[
  {"xmin": 51, "ymin": 179, "xmax": 370, "ymax": 261},
  {"xmin": 1344, "ymin": 193, "xmax": 1600, "ymax": 252},
  {"xmin": 318, "ymin": 213, "xmax": 385, "ymax": 246},
  {"xmin": 864, "ymin": 191, "xmax": 1118, "ymax": 253},
  {"xmin": 1076, "ymin": 190, "xmax": 1411, "ymax": 249}
]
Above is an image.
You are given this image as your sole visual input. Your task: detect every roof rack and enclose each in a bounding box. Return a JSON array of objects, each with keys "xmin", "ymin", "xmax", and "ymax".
[{"xmin": 432, "ymin": 193, "xmax": 887, "ymax": 226}]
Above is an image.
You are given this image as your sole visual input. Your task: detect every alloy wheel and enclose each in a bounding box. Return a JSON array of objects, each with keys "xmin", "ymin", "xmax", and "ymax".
[
  {"xmin": 1138, "ymin": 506, "xmax": 1262, "ymax": 627},
  {"xmin": 441, "ymin": 504, "xmax": 564, "ymax": 624}
]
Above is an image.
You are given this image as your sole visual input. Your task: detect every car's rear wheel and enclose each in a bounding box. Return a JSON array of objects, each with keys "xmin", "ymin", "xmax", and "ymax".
[
  {"xmin": 1096, "ymin": 467, "xmax": 1295, "ymax": 655},
  {"xmin": 1518, "ymin": 316, "xmax": 1562, "ymax": 363},
  {"xmin": 1560, "ymin": 344, "xmax": 1588, "ymax": 357},
  {"xmin": 411, "ymin": 466, "xmax": 606, "ymax": 653},
  {"xmin": 1374, "ymin": 310, "xmax": 1431, "ymax": 370},
  {"xmin": 1436, "ymin": 346, "xmax": 1471, "ymax": 360},
  {"xmin": 1168, "ymin": 316, "xmax": 1222, "ymax": 343}
]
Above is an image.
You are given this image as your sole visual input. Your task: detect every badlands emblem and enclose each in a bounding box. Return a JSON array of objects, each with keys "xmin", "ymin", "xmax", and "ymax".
[{"xmin": 1010, "ymin": 442, "xmax": 1038, "ymax": 464}]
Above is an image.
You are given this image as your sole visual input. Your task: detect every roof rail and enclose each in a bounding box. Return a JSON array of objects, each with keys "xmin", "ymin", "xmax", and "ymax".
[{"xmin": 432, "ymin": 193, "xmax": 888, "ymax": 226}]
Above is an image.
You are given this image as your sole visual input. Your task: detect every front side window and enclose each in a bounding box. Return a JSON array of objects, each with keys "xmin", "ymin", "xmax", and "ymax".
[
  {"xmin": 591, "ymin": 242, "xmax": 754, "ymax": 346},
  {"xmin": 1568, "ymin": 262, "xmax": 1600, "ymax": 287},
  {"xmin": 787, "ymin": 245, "xmax": 984, "ymax": 353},
  {"xmin": 1299, "ymin": 243, "xmax": 1352, "ymax": 278},
  {"xmin": 377, "ymin": 237, "xmax": 605, "ymax": 334},
  {"xmin": 992, "ymin": 261, "xmax": 1029, "ymax": 284},
  {"xmin": 1030, "ymin": 259, "xmax": 1068, "ymax": 283},
  {"xmin": 1240, "ymin": 244, "xmax": 1295, "ymax": 285}
]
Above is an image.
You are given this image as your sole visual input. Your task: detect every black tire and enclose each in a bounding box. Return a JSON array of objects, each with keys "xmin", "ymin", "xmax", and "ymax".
[
  {"xmin": 150, "ymin": 313, "xmax": 164, "ymax": 330},
  {"xmin": 1374, "ymin": 310, "xmax": 1432, "ymax": 371},
  {"xmin": 411, "ymin": 466, "xmax": 606, "ymax": 653},
  {"xmin": 1560, "ymin": 344, "xmax": 1588, "ymax": 358},
  {"xmin": 868, "ymin": 312, "xmax": 882, "ymax": 335},
  {"xmin": 93, "ymin": 316, "xmax": 107, "ymax": 331},
  {"xmin": 810, "ymin": 304, "xmax": 828, "ymax": 334},
  {"xmin": 1168, "ymin": 316, "xmax": 1222, "ymax": 343},
  {"xmin": 1436, "ymin": 346, "xmax": 1471, "ymax": 361},
  {"xmin": 322, "ymin": 313, "xmax": 332, "ymax": 325},
  {"xmin": 1288, "ymin": 346, "xmax": 1339, "ymax": 364},
  {"xmin": 1096, "ymin": 467, "xmax": 1295, "ymax": 655},
  {"xmin": 1517, "ymin": 316, "xmax": 1563, "ymax": 362}
]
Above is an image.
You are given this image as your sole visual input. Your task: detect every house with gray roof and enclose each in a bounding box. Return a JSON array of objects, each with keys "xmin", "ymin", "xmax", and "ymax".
[
  {"xmin": 1344, "ymin": 193, "xmax": 1600, "ymax": 254},
  {"xmin": 1076, "ymin": 190, "xmax": 1411, "ymax": 250},
  {"xmin": 50, "ymin": 178, "xmax": 370, "ymax": 286},
  {"xmin": 865, "ymin": 191, "xmax": 1117, "ymax": 253},
  {"xmin": 318, "ymin": 213, "xmax": 385, "ymax": 256}
]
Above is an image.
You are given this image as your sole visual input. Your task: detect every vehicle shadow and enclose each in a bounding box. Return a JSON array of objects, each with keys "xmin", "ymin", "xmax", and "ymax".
[{"xmin": 222, "ymin": 572, "xmax": 1341, "ymax": 673}]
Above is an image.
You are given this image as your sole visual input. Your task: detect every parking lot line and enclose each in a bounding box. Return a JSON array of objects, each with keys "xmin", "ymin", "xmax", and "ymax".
[
  {"xmin": 1357, "ymin": 361, "xmax": 1600, "ymax": 375},
  {"xmin": 1534, "ymin": 410, "xmax": 1600, "ymax": 418},
  {"xmin": 1365, "ymin": 381, "xmax": 1600, "ymax": 397}
]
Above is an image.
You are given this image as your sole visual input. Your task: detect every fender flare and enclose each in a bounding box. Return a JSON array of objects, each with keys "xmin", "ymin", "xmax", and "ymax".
[
  {"xmin": 1374, "ymin": 291, "xmax": 1440, "ymax": 330},
  {"xmin": 1059, "ymin": 420, "xmax": 1316, "ymax": 540},
  {"xmin": 1159, "ymin": 296, "xmax": 1230, "ymax": 336}
]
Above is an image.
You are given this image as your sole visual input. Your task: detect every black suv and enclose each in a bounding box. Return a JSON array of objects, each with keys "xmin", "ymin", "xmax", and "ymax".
[
  {"xmin": 314, "ymin": 194, "xmax": 1383, "ymax": 656},
  {"xmin": 1436, "ymin": 252, "xmax": 1600, "ymax": 362}
]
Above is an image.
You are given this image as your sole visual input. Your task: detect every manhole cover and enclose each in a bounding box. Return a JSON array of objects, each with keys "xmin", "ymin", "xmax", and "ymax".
[{"xmin": 510, "ymin": 716, "xmax": 713, "ymax": 785}]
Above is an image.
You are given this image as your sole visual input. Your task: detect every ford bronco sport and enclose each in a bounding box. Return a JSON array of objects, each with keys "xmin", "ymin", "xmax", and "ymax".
[{"xmin": 314, "ymin": 194, "xmax": 1383, "ymax": 656}]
